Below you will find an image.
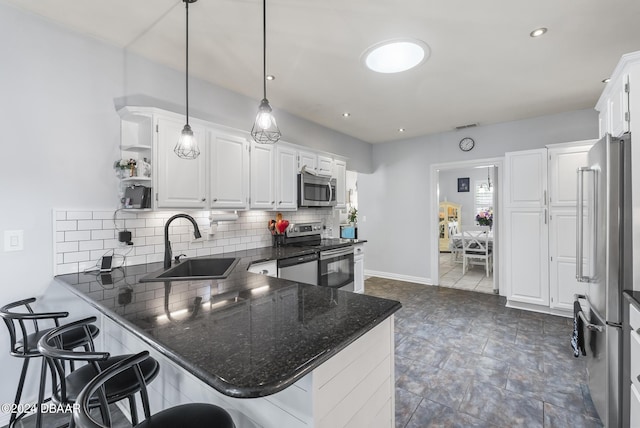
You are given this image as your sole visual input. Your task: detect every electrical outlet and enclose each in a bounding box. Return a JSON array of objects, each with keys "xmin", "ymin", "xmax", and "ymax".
[{"xmin": 4, "ymin": 230, "xmax": 24, "ymax": 252}]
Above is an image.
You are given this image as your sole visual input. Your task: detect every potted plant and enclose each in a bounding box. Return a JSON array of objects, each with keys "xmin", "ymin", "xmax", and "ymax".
[{"xmin": 348, "ymin": 207, "xmax": 358, "ymax": 225}]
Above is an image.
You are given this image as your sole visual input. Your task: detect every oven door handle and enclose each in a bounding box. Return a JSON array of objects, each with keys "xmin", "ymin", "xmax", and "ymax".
[{"xmin": 320, "ymin": 247, "xmax": 353, "ymax": 259}]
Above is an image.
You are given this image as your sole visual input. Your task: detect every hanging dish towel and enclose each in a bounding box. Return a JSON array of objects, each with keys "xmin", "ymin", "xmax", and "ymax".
[{"xmin": 571, "ymin": 300, "xmax": 586, "ymax": 357}]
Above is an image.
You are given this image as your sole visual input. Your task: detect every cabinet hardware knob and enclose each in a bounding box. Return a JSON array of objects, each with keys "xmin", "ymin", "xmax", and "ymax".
[
  {"xmin": 279, "ymin": 201, "xmax": 282, "ymax": 204},
  {"xmin": 202, "ymin": 198, "xmax": 206, "ymax": 202},
  {"xmin": 213, "ymin": 198, "xmax": 218, "ymax": 202},
  {"xmin": 271, "ymin": 201, "xmax": 275, "ymax": 204}
]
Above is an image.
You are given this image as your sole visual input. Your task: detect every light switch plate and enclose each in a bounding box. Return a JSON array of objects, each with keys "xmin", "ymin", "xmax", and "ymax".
[{"xmin": 4, "ymin": 230, "xmax": 24, "ymax": 252}]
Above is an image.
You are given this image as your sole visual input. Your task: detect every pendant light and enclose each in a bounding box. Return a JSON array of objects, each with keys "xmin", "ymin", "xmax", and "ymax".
[
  {"xmin": 251, "ymin": 0, "xmax": 281, "ymax": 144},
  {"xmin": 174, "ymin": 0, "xmax": 200, "ymax": 159}
]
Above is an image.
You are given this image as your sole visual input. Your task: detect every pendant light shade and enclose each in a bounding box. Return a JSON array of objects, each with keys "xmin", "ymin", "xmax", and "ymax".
[
  {"xmin": 174, "ymin": 0, "xmax": 200, "ymax": 159},
  {"xmin": 251, "ymin": 0, "xmax": 281, "ymax": 144}
]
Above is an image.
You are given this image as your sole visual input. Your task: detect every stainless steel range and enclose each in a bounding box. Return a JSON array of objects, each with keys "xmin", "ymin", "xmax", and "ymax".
[{"xmin": 283, "ymin": 222, "xmax": 355, "ymax": 291}]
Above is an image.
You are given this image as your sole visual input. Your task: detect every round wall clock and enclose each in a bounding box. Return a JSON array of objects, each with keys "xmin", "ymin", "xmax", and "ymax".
[{"xmin": 459, "ymin": 137, "xmax": 475, "ymax": 152}]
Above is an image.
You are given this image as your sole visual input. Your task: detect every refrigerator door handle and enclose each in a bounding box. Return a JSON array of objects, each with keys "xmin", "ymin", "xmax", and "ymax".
[{"xmin": 576, "ymin": 166, "xmax": 593, "ymax": 282}]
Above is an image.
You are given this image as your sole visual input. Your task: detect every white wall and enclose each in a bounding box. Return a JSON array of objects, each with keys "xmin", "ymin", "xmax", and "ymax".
[
  {"xmin": 358, "ymin": 109, "xmax": 599, "ymax": 283},
  {"xmin": 0, "ymin": 2, "xmax": 370, "ymax": 415}
]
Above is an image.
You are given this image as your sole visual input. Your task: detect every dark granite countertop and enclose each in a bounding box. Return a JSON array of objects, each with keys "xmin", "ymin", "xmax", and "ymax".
[
  {"xmin": 623, "ymin": 290, "xmax": 640, "ymax": 312},
  {"xmin": 54, "ymin": 244, "xmax": 399, "ymax": 399}
]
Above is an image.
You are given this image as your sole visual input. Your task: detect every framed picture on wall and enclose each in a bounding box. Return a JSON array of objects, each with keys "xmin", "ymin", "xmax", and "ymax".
[{"xmin": 457, "ymin": 177, "xmax": 470, "ymax": 192}]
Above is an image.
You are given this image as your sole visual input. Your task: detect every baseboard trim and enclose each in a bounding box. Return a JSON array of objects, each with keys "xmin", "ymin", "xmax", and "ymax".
[
  {"xmin": 505, "ymin": 300, "xmax": 572, "ymax": 318},
  {"xmin": 364, "ymin": 270, "xmax": 435, "ymax": 286}
]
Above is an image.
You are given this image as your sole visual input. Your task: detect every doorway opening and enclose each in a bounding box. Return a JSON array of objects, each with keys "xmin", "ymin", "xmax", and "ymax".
[{"xmin": 430, "ymin": 158, "xmax": 503, "ymax": 295}]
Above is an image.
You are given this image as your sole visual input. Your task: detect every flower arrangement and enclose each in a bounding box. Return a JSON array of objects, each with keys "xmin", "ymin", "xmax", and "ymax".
[
  {"xmin": 114, "ymin": 159, "xmax": 137, "ymax": 170},
  {"xmin": 348, "ymin": 207, "xmax": 358, "ymax": 224},
  {"xmin": 476, "ymin": 210, "xmax": 493, "ymax": 227}
]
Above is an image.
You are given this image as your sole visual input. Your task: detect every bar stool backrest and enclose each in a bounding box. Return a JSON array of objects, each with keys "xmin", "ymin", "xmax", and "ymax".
[{"xmin": 0, "ymin": 297, "xmax": 68, "ymax": 357}]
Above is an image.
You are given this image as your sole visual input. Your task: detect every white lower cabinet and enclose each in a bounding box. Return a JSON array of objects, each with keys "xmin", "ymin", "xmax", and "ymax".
[
  {"xmin": 353, "ymin": 244, "xmax": 365, "ymax": 293},
  {"xmin": 247, "ymin": 260, "xmax": 277, "ymax": 277}
]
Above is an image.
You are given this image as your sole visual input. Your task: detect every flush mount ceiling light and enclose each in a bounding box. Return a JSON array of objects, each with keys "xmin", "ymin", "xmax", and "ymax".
[
  {"xmin": 266, "ymin": 75, "xmax": 275, "ymax": 81},
  {"xmin": 362, "ymin": 39, "xmax": 430, "ymax": 74},
  {"xmin": 602, "ymin": 78, "xmax": 611, "ymax": 83},
  {"xmin": 529, "ymin": 27, "xmax": 548, "ymax": 38},
  {"xmin": 251, "ymin": 0, "xmax": 281, "ymax": 145},
  {"xmin": 174, "ymin": 0, "xmax": 200, "ymax": 160},
  {"xmin": 342, "ymin": 112, "xmax": 351, "ymax": 117},
  {"xmin": 398, "ymin": 128, "xmax": 406, "ymax": 133}
]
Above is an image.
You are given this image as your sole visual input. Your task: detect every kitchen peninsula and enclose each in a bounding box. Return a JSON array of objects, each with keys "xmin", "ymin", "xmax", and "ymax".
[{"xmin": 49, "ymin": 247, "xmax": 400, "ymax": 428}]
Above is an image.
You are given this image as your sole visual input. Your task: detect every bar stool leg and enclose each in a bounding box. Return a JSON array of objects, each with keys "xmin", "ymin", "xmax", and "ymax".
[
  {"xmin": 35, "ymin": 358, "xmax": 47, "ymax": 428},
  {"xmin": 9, "ymin": 358, "xmax": 30, "ymax": 427}
]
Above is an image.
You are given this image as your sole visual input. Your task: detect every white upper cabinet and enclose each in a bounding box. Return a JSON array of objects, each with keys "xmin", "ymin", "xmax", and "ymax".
[
  {"xmin": 298, "ymin": 150, "xmax": 317, "ymax": 174},
  {"xmin": 276, "ymin": 145, "xmax": 298, "ymax": 210},
  {"xmin": 317, "ymin": 154, "xmax": 333, "ymax": 177},
  {"xmin": 156, "ymin": 115, "xmax": 207, "ymax": 209},
  {"xmin": 208, "ymin": 129, "xmax": 249, "ymax": 209},
  {"xmin": 333, "ymin": 159, "xmax": 347, "ymax": 209},
  {"xmin": 504, "ymin": 149, "xmax": 548, "ymax": 208},
  {"xmin": 547, "ymin": 143, "xmax": 591, "ymax": 207},
  {"xmin": 250, "ymin": 142, "xmax": 275, "ymax": 209},
  {"xmin": 608, "ymin": 74, "xmax": 630, "ymax": 138}
]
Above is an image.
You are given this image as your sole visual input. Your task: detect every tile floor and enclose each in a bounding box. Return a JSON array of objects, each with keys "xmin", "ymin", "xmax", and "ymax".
[
  {"xmin": 364, "ymin": 276, "xmax": 603, "ymax": 428},
  {"xmin": 439, "ymin": 252, "xmax": 495, "ymax": 294}
]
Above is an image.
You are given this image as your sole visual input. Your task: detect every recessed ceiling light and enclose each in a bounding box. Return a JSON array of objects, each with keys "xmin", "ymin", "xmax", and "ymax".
[
  {"xmin": 342, "ymin": 112, "xmax": 351, "ymax": 117},
  {"xmin": 602, "ymin": 78, "xmax": 611, "ymax": 83},
  {"xmin": 398, "ymin": 128, "xmax": 406, "ymax": 133},
  {"xmin": 529, "ymin": 27, "xmax": 548, "ymax": 38},
  {"xmin": 362, "ymin": 39, "xmax": 430, "ymax": 73},
  {"xmin": 266, "ymin": 75, "xmax": 275, "ymax": 81}
]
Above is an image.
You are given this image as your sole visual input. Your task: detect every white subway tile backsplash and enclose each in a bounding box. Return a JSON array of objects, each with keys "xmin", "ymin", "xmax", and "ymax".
[
  {"xmin": 92, "ymin": 230, "xmax": 116, "ymax": 240},
  {"xmin": 57, "ymin": 221, "xmax": 77, "ymax": 231},
  {"xmin": 54, "ymin": 208, "xmax": 335, "ymax": 274},
  {"xmin": 57, "ymin": 242, "xmax": 79, "ymax": 253},
  {"xmin": 93, "ymin": 211, "xmax": 114, "ymax": 220},
  {"xmin": 79, "ymin": 240, "xmax": 104, "ymax": 251},
  {"xmin": 67, "ymin": 212, "xmax": 92, "ymax": 220},
  {"xmin": 77, "ymin": 220, "xmax": 103, "ymax": 231},
  {"xmin": 64, "ymin": 251, "xmax": 90, "ymax": 263},
  {"xmin": 65, "ymin": 231, "xmax": 91, "ymax": 241}
]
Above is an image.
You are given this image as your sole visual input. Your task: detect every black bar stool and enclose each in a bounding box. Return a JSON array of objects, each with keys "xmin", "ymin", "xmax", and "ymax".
[
  {"xmin": 72, "ymin": 351, "xmax": 235, "ymax": 428},
  {"xmin": 37, "ymin": 317, "xmax": 160, "ymax": 427},
  {"xmin": 0, "ymin": 298, "xmax": 99, "ymax": 428}
]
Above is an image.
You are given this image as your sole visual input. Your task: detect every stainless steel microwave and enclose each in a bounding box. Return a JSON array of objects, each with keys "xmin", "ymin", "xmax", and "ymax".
[{"xmin": 298, "ymin": 172, "xmax": 337, "ymax": 207}]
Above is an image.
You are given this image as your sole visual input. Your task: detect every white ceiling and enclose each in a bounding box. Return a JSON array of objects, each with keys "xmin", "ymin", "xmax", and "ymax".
[{"xmin": 6, "ymin": 0, "xmax": 640, "ymax": 143}]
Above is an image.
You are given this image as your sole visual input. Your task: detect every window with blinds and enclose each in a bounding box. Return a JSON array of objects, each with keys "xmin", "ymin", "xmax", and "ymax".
[{"xmin": 475, "ymin": 181, "xmax": 493, "ymax": 214}]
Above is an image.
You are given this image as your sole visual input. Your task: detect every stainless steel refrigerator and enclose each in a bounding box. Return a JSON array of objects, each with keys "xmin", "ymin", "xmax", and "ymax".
[{"xmin": 576, "ymin": 132, "xmax": 633, "ymax": 427}]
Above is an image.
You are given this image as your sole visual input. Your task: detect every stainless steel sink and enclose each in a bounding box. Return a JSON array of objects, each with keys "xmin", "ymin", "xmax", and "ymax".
[{"xmin": 140, "ymin": 257, "xmax": 240, "ymax": 282}]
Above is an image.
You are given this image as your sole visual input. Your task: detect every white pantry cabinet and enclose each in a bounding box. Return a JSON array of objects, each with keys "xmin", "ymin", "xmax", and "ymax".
[
  {"xmin": 275, "ymin": 145, "xmax": 298, "ymax": 210},
  {"xmin": 548, "ymin": 143, "xmax": 593, "ymax": 311},
  {"xmin": 504, "ymin": 148, "xmax": 549, "ymax": 307},
  {"xmin": 156, "ymin": 115, "xmax": 208, "ymax": 209},
  {"xmin": 208, "ymin": 130, "xmax": 249, "ymax": 209},
  {"xmin": 504, "ymin": 142, "xmax": 593, "ymax": 315},
  {"xmin": 250, "ymin": 141, "xmax": 275, "ymax": 209}
]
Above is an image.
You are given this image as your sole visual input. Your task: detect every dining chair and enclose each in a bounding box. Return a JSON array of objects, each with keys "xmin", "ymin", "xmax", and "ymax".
[
  {"xmin": 72, "ymin": 351, "xmax": 235, "ymax": 428},
  {"xmin": 37, "ymin": 317, "xmax": 159, "ymax": 427},
  {"xmin": 447, "ymin": 221, "xmax": 462, "ymax": 262},
  {"xmin": 0, "ymin": 298, "xmax": 99, "ymax": 428},
  {"xmin": 461, "ymin": 226, "xmax": 492, "ymax": 277}
]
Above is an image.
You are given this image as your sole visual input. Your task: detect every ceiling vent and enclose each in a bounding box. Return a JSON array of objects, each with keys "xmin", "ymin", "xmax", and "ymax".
[{"xmin": 455, "ymin": 123, "xmax": 478, "ymax": 130}]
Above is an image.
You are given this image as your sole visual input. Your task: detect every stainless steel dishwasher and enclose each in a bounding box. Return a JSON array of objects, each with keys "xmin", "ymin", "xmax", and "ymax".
[{"xmin": 277, "ymin": 252, "xmax": 319, "ymax": 285}]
